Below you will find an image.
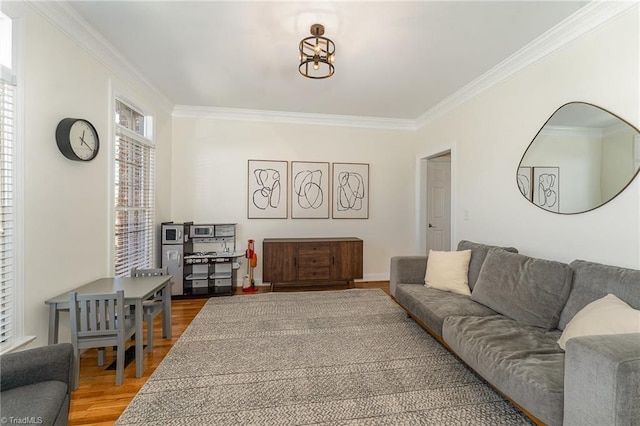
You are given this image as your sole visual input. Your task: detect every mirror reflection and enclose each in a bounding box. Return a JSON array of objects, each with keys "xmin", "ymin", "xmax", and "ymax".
[{"xmin": 517, "ymin": 102, "xmax": 640, "ymax": 214}]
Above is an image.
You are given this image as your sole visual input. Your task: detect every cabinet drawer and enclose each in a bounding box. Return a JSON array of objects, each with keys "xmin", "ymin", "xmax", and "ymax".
[
  {"xmin": 298, "ymin": 267, "xmax": 331, "ymax": 280},
  {"xmin": 298, "ymin": 254, "xmax": 331, "ymax": 268},
  {"xmin": 191, "ymin": 279, "xmax": 209, "ymax": 288},
  {"xmin": 298, "ymin": 243, "xmax": 331, "ymax": 257},
  {"xmin": 214, "ymin": 278, "xmax": 232, "ymax": 287}
]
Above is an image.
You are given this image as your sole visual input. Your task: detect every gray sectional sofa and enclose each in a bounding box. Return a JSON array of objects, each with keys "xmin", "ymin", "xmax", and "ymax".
[{"xmin": 391, "ymin": 240, "xmax": 640, "ymax": 426}]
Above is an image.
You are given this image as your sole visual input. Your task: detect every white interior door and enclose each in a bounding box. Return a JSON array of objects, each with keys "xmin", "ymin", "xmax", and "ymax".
[{"xmin": 426, "ymin": 154, "xmax": 451, "ymax": 252}]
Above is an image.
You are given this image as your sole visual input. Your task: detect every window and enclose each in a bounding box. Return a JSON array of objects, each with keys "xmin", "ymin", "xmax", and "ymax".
[
  {"xmin": 114, "ymin": 99, "xmax": 155, "ymax": 277},
  {"xmin": 0, "ymin": 10, "xmax": 20, "ymax": 353}
]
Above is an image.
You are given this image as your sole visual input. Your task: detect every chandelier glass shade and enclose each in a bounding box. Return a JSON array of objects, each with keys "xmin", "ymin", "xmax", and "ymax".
[{"xmin": 299, "ymin": 24, "xmax": 335, "ymax": 79}]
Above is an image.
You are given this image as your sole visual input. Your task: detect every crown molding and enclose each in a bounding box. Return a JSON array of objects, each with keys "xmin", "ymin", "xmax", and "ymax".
[
  {"xmin": 540, "ymin": 125, "xmax": 603, "ymax": 139},
  {"xmin": 26, "ymin": 1, "xmax": 174, "ymax": 114},
  {"xmin": 172, "ymin": 105, "xmax": 417, "ymax": 131},
  {"xmin": 416, "ymin": 1, "xmax": 639, "ymax": 129},
  {"xmin": 541, "ymin": 121, "xmax": 635, "ymax": 138},
  {"xmin": 603, "ymin": 121, "xmax": 638, "ymax": 137}
]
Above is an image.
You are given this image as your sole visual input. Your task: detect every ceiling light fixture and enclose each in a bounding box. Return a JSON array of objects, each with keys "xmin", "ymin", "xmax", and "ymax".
[{"xmin": 298, "ymin": 24, "xmax": 335, "ymax": 79}]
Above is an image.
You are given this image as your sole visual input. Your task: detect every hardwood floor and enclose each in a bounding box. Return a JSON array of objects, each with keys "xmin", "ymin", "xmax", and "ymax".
[{"xmin": 68, "ymin": 282, "xmax": 389, "ymax": 425}]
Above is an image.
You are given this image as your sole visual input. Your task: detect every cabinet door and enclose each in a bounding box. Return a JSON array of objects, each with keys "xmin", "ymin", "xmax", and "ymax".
[
  {"xmin": 162, "ymin": 245, "xmax": 184, "ymax": 295},
  {"xmin": 263, "ymin": 241, "xmax": 298, "ymax": 283},
  {"xmin": 331, "ymin": 240, "xmax": 363, "ymax": 280}
]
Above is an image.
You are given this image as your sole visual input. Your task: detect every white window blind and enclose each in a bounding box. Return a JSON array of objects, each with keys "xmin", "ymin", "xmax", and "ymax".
[
  {"xmin": 114, "ymin": 100, "xmax": 155, "ymax": 277},
  {"xmin": 0, "ymin": 72, "xmax": 15, "ymax": 349}
]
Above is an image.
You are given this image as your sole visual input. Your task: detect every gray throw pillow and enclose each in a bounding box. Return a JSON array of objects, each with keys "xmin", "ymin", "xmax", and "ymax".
[
  {"xmin": 457, "ymin": 240, "xmax": 518, "ymax": 290},
  {"xmin": 471, "ymin": 249, "xmax": 573, "ymax": 330}
]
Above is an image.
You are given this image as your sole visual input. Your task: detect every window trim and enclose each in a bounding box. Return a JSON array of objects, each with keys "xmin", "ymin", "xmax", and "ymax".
[{"xmin": 0, "ymin": 4, "xmax": 31, "ymax": 354}]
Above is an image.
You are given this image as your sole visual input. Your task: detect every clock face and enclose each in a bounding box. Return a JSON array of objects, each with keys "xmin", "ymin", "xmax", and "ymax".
[
  {"xmin": 68, "ymin": 120, "xmax": 98, "ymax": 161},
  {"xmin": 56, "ymin": 118, "xmax": 100, "ymax": 161}
]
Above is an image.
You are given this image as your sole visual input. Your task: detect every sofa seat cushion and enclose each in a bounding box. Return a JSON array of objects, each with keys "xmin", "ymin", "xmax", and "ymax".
[
  {"xmin": 442, "ymin": 315, "xmax": 565, "ymax": 426},
  {"xmin": 395, "ymin": 284, "xmax": 497, "ymax": 337},
  {"xmin": 1, "ymin": 380, "xmax": 68, "ymax": 426}
]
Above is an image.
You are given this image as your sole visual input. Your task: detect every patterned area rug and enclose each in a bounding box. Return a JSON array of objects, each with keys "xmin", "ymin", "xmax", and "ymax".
[{"xmin": 116, "ymin": 289, "xmax": 533, "ymax": 425}]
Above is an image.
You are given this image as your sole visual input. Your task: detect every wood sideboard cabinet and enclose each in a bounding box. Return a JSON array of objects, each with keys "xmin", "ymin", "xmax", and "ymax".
[{"xmin": 263, "ymin": 237, "xmax": 363, "ymax": 290}]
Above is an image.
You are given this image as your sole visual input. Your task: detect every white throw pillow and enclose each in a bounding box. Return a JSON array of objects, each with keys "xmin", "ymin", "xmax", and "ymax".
[
  {"xmin": 558, "ymin": 294, "xmax": 640, "ymax": 350},
  {"xmin": 424, "ymin": 249, "xmax": 472, "ymax": 296}
]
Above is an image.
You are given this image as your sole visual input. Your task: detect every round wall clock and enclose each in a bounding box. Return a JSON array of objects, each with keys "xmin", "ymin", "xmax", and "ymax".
[{"xmin": 55, "ymin": 118, "xmax": 100, "ymax": 161}]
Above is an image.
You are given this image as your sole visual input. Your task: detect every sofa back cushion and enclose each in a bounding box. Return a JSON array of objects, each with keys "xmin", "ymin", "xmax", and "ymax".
[
  {"xmin": 558, "ymin": 260, "xmax": 640, "ymax": 330},
  {"xmin": 457, "ymin": 240, "xmax": 518, "ymax": 290},
  {"xmin": 471, "ymin": 249, "xmax": 573, "ymax": 330}
]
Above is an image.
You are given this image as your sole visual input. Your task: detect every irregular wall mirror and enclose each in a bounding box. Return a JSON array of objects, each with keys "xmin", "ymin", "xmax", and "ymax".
[{"xmin": 517, "ymin": 102, "xmax": 640, "ymax": 214}]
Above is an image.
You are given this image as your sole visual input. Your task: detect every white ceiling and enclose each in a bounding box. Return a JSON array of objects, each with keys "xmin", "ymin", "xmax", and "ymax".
[{"xmin": 68, "ymin": 1, "xmax": 589, "ymax": 120}]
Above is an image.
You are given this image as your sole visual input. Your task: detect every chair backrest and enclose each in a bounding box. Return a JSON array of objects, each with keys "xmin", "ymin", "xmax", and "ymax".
[
  {"xmin": 131, "ymin": 266, "xmax": 169, "ymax": 277},
  {"xmin": 69, "ymin": 290, "xmax": 126, "ymax": 339}
]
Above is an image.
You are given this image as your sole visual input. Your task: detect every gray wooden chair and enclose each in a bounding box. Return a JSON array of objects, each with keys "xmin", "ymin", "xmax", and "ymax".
[
  {"xmin": 130, "ymin": 267, "xmax": 169, "ymax": 353},
  {"xmin": 68, "ymin": 290, "xmax": 138, "ymax": 389}
]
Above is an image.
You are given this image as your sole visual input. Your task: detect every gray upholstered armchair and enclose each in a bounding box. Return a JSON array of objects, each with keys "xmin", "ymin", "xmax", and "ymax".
[{"xmin": 0, "ymin": 343, "xmax": 73, "ymax": 426}]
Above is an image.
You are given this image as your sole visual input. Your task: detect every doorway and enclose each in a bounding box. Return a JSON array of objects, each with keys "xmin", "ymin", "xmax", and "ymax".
[{"xmin": 425, "ymin": 152, "xmax": 452, "ymax": 252}]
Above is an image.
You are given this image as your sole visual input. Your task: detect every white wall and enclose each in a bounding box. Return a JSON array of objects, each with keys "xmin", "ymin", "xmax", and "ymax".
[
  {"xmin": 18, "ymin": 6, "xmax": 173, "ymax": 347},
  {"xmin": 171, "ymin": 118, "xmax": 417, "ymax": 283},
  {"xmin": 415, "ymin": 9, "xmax": 640, "ymax": 268}
]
